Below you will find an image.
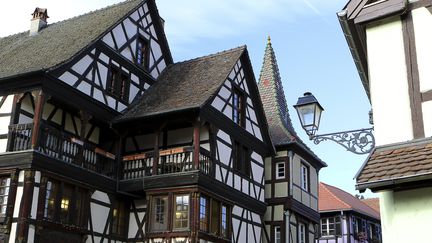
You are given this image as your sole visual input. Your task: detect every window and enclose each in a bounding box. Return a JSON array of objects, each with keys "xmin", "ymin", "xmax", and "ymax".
[
  {"xmin": 299, "ymin": 223, "xmax": 306, "ymax": 243},
  {"xmin": 274, "ymin": 226, "xmax": 281, "ymax": 243},
  {"xmin": 321, "ymin": 217, "xmax": 341, "ymax": 236},
  {"xmin": 276, "ymin": 162, "xmax": 285, "ymax": 179},
  {"xmin": 0, "ymin": 177, "xmax": 10, "ymax": 218},
  {"xmin": 151, "ymin": 196, "xmax": 168, "ymax": 231},
  {"xmin": 111, "ymin": 200, "xmax": 126, "ymax": 235},
  {"xmin": 200, "ymin": 195, "xmax": 231, "ymax": 239},
  {"xmin": 173, "ymin": 195, "xmax": 189, "ymax": 229},
  {"xmin": 42, "ymin": 179, "xmax": 88, "ymax": 227},
  {"xmin": 107, "ymin": 67, "xmax": 129, "ymax": 101},
  {"xmin": 300, "ymin": 163, "xmax": 309, "ymax": 191},
  {"xmin": 44, "ymin": 180, "xmax": 59, "ymax": 220},
  {"xmin": 221, "ymin": 205, "xmax": 228, "ymax": 238},
  {"xmin": 136, "ymin": 38, "xmax": 149, "ymax": 69},
  {"xmin": 234, "ymin": 142, "xmax": 250, "ymax": 176},
  {"xmin": 199, "ymin": 196, "xmax": 209, "ymax": 231},
  {"xmin": 233, "ymin": 88, "xmax": 245, "ymax": 126}
]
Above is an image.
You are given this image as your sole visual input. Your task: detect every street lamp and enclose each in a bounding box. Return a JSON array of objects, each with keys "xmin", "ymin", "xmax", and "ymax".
[{"xmin": 294, "ymin": 92, "xmax": 375, "ymax": 155}]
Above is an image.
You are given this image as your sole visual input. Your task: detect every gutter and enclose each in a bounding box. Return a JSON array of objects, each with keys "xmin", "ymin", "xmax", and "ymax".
[
  {"xmin": 356, "ymin": 171, "xmax": 432, "ymax": 192},
  {"xmin": 337, "ymin": 10, "xmax": 371, "ymax": 102}
]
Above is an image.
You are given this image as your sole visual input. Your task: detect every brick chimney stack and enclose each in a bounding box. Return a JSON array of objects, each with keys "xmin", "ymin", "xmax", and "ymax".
[{"xmin": 30, "ymin": 8, "xmax": 49, "ymax": 36}]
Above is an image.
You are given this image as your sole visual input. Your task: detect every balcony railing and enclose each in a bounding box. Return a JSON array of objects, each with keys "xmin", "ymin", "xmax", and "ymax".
[
  {"xmin": 8, "ymin": 122, "xmax": 116, "ymax": 178},
  {"xmin": 122, "ymin": 146, "xmax": 212, "ymax": 180}
]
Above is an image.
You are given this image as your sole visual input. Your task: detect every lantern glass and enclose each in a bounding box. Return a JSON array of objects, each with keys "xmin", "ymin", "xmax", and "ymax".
[{"xmin": 294, "ymin": 92, "xmax": 324, "ymax": 137}]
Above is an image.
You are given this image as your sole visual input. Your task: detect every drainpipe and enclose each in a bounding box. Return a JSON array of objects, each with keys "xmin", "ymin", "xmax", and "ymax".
[{"xmin": 284, "ymin": 210, "xmax": 290, "ymax": 243}]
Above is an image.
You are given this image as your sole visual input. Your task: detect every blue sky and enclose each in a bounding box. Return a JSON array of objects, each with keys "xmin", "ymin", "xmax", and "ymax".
[{"xmin": 0, "ymin": 0, "xmax": 373, "ymax": 196}]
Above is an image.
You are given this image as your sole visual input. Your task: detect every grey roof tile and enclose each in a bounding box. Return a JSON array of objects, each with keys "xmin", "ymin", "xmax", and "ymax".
[{"xmin": 0, "ymin": 0, "xmax": 143, "ymax": 80}]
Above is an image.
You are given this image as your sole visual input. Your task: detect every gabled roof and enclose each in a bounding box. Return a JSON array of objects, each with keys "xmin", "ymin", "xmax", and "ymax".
[
  {"xmin": 117, "ymin": 46, "xmax": 246, "ymax": 121},
  {"xmin": 319, "ymin": 182, "xmax": 380, "ymax": 219},
  {"xmin": 257, "ymin": 37, "xmax": 326, "ymax": 168},
  {"xmin": 356, "ymin": 137, "xmax": 432, "ymax": 191},
  {"xmin": 0, "ymin": 0, "xmax": 170, "ymax": 80}
]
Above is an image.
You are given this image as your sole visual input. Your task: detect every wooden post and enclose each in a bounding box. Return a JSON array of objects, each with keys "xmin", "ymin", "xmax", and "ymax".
[
  {"xmin": 16, "ymin": 171, "xmax": 35, "ymax": 243},
  {"xmin": 31, "ymin": 91, "xmax": 45, "ymax": 149},
  {"xmin": 152, "ymin": 130, "xmax": 160, "ymax": 175},
  {"xmin": 193, "ymin": 121, "xmax": 200, "ymax": 170}
]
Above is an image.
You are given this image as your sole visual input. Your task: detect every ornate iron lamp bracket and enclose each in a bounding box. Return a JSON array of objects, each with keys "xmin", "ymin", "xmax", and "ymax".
[{"xmin": 310, "ymin": 128, "xmax": 375, "ymax": 155}]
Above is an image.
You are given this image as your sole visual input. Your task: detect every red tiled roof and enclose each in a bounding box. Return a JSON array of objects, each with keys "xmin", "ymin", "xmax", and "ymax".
[
  {"xmin": 362, "ymin": 198, "xmax": 380, "ymax": 214},
  {"xmin": 319, "ymin": 182, "xmax": 380, "ymax": 219},
  {"xmin": 356, "ymin": 138, "xmax": 432, "ymax": 187}
]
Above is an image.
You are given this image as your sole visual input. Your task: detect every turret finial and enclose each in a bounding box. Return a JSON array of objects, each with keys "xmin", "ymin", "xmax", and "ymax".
[{"xmin": 267, "ymin": 35, "xmax": 271, "ymax": 44}]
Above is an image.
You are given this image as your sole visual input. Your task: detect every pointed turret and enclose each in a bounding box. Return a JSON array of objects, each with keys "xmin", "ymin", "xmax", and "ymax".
[
  {"xmin": 258, "ymin": 37, "xmax": 326, "ymax": 167},
  {"xmin": 258, "ymin": 36, "xmax": 299, "ymax": 145}
]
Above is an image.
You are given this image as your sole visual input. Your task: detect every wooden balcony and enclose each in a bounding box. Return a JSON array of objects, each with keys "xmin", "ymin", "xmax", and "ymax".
[
  {"xmin": 8, "ymin": 122, "xmax": 116, "ymax": 178},
  {"xmin": 122, "ymin": 146, "xmax": 212, "ymax": 180}
]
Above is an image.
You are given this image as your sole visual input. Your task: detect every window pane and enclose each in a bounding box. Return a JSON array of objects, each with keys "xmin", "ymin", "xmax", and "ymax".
[
  {"xmin": 275, "ymin": 226, "xmax": 281, "ymax": 243},
  {"xmin": 60, "ymin": 184, "xmax": 73, "ymax": 224},
  {"xmin": 112, "ymin": 200, "xmax": 126, "ymax": 235},
  {"xmin": 211, "ymin": 200, "xmax": 221, "ymax": 235},
  {"xmin": 44, "ymin": 180, "xmax": 58, "ymax": 220},
  {"xmin": 221, "ymin": 205, "xmax": 228, "ymax": 238},
  {"xmin": 0, "ymin": 177, "xmax": 10, "ymax": 217},
  {"xmin": 199, "ymin": 197, "xmax": 208, "ymax": 231},
  {"xmin": 173, "ymin": 195, "xmax": 189, "ymax": 229},
  {"xmin": 151, "ymin": 196, "xmax": 168, "ymax": 231},
  {"xmin": 276, "ymin": 162, "xmax": 285, "ymax": 179}
]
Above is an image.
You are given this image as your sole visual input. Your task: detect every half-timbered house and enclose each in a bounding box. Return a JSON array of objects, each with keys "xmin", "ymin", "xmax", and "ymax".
[
  {"xmin": 317, "ymin": 183, "xmax": 381, "ymax": 243},
  {"xmin": 258, "ymin": 38, "xmax": 327, "ymax": 243},
  {"xmin": 0, "ymin": 0, "xmax": 276, "ymax": 242},
  {"xmin": 339, "ymin": 0, "xmax": 432, "ymax": 242}
]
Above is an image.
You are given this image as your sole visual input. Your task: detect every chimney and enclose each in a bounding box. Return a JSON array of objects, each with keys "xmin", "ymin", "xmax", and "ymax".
[{"xmin": 30, "ymin": 7, "xmax": 49, "ymax": 36}]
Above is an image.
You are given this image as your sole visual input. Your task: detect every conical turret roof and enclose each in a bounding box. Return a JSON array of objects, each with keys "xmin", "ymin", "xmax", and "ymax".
[{"xmin": 258, "ymin": 37, "xmax": 326, "ymax": 167}]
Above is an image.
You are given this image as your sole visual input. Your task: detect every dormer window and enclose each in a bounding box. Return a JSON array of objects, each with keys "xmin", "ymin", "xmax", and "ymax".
[
  {"xmin": 107, "ymin": 67, "xmax": 129, "ymax": 102},
  {"xmin": 136, "ymin": 38, "xmax": 149, "ymax": 69},
  {"xmin": 233, "ymin": 88, "xmax": 245, "ymax": 127}
]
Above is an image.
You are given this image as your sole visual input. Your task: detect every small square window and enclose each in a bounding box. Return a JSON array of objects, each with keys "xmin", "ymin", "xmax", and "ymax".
[
  {"xmin": 233, "ymin": 88, "xmax": 245, "ymax": 127},
  {"xmin": 276, "ymin": 162, "xmax": 285, "ymax": 179},
  {"xmin": 173, "ymin": 195, "xmax": 189, "ymax": 229},
  {"xmin": 275, "ymin": 226, "xmax": 281, "ymax": 243}
]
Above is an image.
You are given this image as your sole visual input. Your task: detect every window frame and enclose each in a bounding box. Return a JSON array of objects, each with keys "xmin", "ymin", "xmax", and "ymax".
[
  {"xmin": 40, "ymin": 178, "xmax": 89, "ymax": 228},
  {"xmin": 173, "ymin": 194, "xmax": 190, "ymax": 230},
  {"xmin": 107, "ymin": 66, "xmax": 130, "ymax": 102},
  {"xmin": 274, "ymin": 225, "xmax": 281, "ymax": 243},
  {"xmin": 321, "ymin": 216, "xmax": 341, "ymax": 237},
  {"xmin": 0, "ymin": 176, "xmax": 11, "ymax": 222},
  {"xmin": 199, "ymin": 196, "xmax": 209, "ymax": 232},
  {"xmin": 111, "ymin": 199, "xmax": 127, "ymax": 236},
  {"xmin": 199, "ymin": 194, "xmax": 231, "ymax": 239},
  {"xmin": 136, "ymin": 37, "xmax": 150, "ymax": 70},
  {"xmin": 275, "ymin": 161, "xmax": 285, "ymax": 179},
  {"xmin": 232, "ymin": 87, "xmax": 245, "ymax": 127},
  {"xmin": 300, "ymin": 162, "xmax": 309, "ymax": 192},
  {"xmin": 150, "ymin": 195, "xmax": 169, "ymax": 232},
  {"xmin": 233, "ymin": 141, "xmax": 251, "ymax": 177},
  {"xmin": 299, "ymin": 222, "xmax": 307, "ymax": 243}
]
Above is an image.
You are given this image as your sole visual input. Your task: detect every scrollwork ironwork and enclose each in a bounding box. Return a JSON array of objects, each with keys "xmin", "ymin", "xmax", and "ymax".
[{"xmin": 311, "ymin": 128, "xmax": 375, "ymax": 155}]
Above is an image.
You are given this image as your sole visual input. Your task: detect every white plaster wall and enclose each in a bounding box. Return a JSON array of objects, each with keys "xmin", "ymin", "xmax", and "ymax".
[
  {"xmin": 274, "ymin": 182, "xmax": 288, "ymax": 198},
  {"xmin": 366, "ymin": 17, "xmax": 413, "ymax": 146},
  {"xmin": 412, "ymin": 7, "xmax": 432, "ymax": 93},
  {"xmin": 379, "ymin": 187, "xmax": 432, "ymax": 243},
  {"xmin": 421, "ymin": 101, "xmax": 432, "ymax": 137}
]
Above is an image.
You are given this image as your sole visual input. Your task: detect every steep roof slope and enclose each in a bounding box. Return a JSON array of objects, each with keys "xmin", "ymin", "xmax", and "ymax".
[
  {"xmin": 117, "ymin": 46, "xmax": 245, "ymax": 121},
  {"xmin": 257, "ymin": 37, "xmax": 326, "ymax": 167},
  {"xmin": 0, "ymin": 0, "xmax": 144, "ymax": 80},
  {"xmin": 319, "ymin": 182, "xmax": 380, "ymax": 219}
]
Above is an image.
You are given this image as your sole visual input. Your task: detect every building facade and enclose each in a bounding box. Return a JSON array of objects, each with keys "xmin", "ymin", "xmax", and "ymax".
[
  {"xmin": 258, "ymin": 38, "xmax": 327, "ymax": 243},
  {"xmin": 338, "ymin": 0, "xmax": 432, "ymax": 242},
  {"xmin": 0, "ymin": 1, "xmax": 277, "ymax": 242},
  {"xmin": 317, "ymin": 183, "xmax": 381, "ymax": 243}
]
